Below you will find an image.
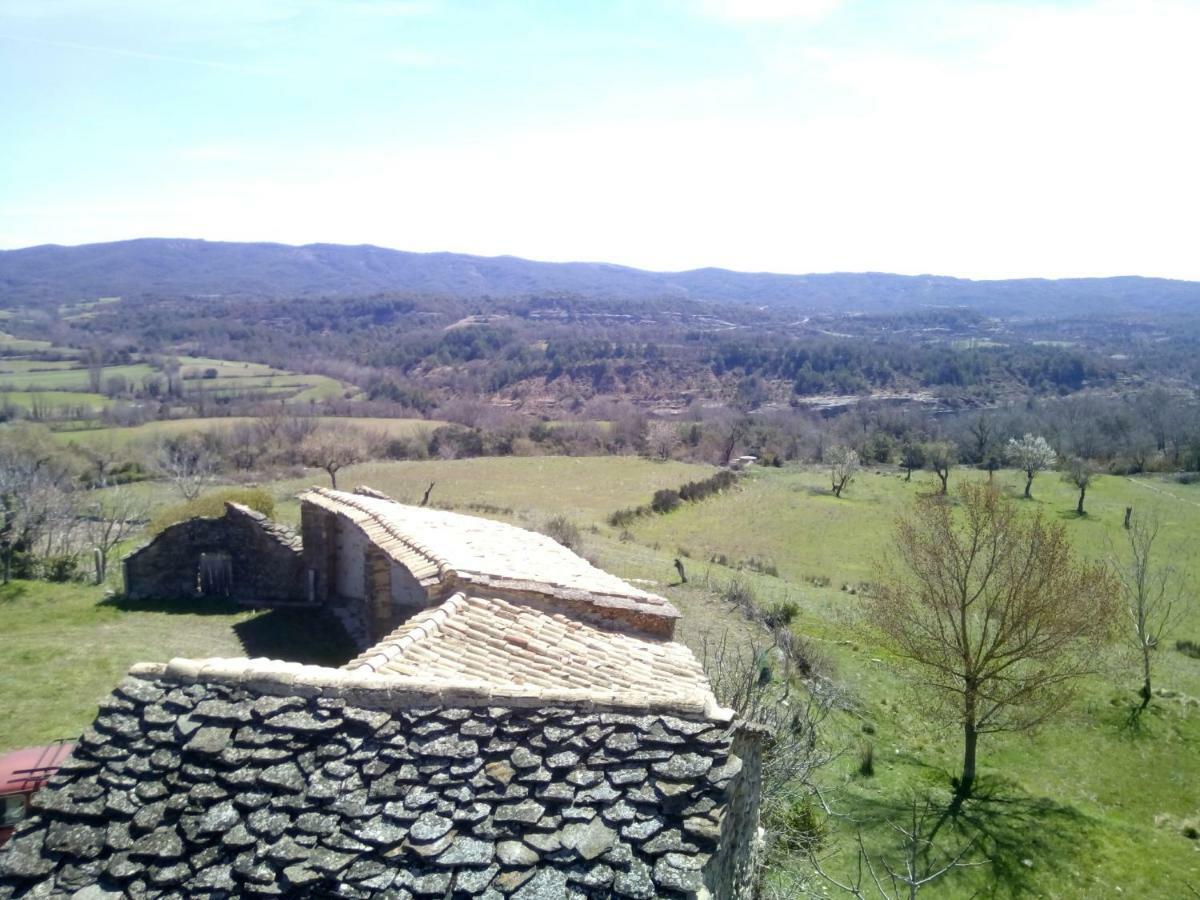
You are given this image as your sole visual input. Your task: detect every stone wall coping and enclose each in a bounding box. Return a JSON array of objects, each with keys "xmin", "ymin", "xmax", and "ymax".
[{"xmin": 130, "ymin": 657, "xmax": 735, "ymax": 723}]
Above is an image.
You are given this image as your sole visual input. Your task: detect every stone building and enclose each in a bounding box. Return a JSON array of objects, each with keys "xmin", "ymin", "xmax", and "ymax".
[
  {"xmin": 2, "ymin": 487, "xmax": 763, "ymax": 898},
  {"xmin": 123, "ymin": 503, "xmax": 304, "ymax": 606}
]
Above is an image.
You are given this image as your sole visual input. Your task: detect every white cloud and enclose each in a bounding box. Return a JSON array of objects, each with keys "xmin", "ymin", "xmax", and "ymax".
[{"xmin": 695, "ymin": 0, "xmax": 843, "ymax": 22}]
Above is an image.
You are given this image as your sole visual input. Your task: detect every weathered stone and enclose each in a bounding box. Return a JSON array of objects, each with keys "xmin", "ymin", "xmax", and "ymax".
[
  {"xmin": 536, "ymin": 781, "xmax": 575, "ymax": 803},
  {"xmin": 414, "ymin": 735, "xmax": 477, "ymax": 759},
  {"xmin": 307, "ymin": 846, "xmax": 354, "ymax": 873},
  {"xmin": 565, "ymin": 768, "xmax": 603, "ymax": 788},
  {"xmin": 435, "ymin": 836, "xmax": 494, "ymax": 867},
  {"xmin": 410, "ymin": 869, "xmax": 453, "ymax": 895},
  {"xmin": 561, "ymin": 817, "xmax": 617, "ymax": 860},
  {"xmin": 195, "ymin": 699, "xmax": 252, "ymax": 724},
  {"xmin": 197, "ymin": 800, "xmax": 239, "ymax": 833},
  {"xmin": 409, "ymin": 812, "xmax": 453, "ymax": 843},
  {"xmin": 497, "ymin": 840, "xmax": 540, "ymax": 866},
  {"xmin": 643, "ymin": 828, "xmax": 698, "ymax": 855},
  {"xmin": 258, "ymin": 762, "xmax": 305, "ymax": 793},
  {"xmin": 683, "ymin": 814, "xmax": 722, "ymax": 843},
  {"xmin": 221, "ymin": 823, "xmax": 257, "ymax": 849},
  {"xmin": 652, "ymin": 752, "xmax": 713, "ymax": 780},
  {"xmin": 511, "ymin": 746, "xmax": 540, "ymax": 769},
  {"xmin": 511, "ymin": 868, "xmax": 569, "ymax": 900},
  {"xmin": 266, "ymin": 710, "xmax": 339, "ymax": 733},
  {"xmin": 0, "ymin": 831, "xmax": 53, "ymax": 878},
  {"xmin": 129, "ymin": 829, "xmax": 183, "ymax": 860},
  {"xmin": 455, "ymin": 862, "xmax": 501, "ymax": 894},
  {"xmin": 493, "ymin": 798, "xmax": 545, "ymax": 825},
  {"xmin": 621, "ymin": 817, "xmax": 664, "ymax": 840},
  {"xmin": 653, "ymin": 852, "xmax": 706, "ymax": 891},
  {"xmin": 612, "ymin": 857, "xmax": 657, "ymax": 898},
  {"xmin": 45, "ymin": 821, "xmax": 105, "ymax": 859},
  {"xmin": 342, "ymin": 707, "xmax": 391, "ymax": 732},
  {"xmin": 283, "ymin": 864, "xmax": 323, "ymax": 887},
  {"xmin": 523, "ymin": 831, "xmax": 562, "ymax": 854},
  {"xmin": 601, "ymin": 800, "xmax": 637, "ymax": 824}
]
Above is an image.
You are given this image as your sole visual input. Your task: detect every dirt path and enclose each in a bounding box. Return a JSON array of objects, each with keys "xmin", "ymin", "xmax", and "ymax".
[{"xmin": 1124, "ymin": 476, "xmax": 1200, "ymax": 510}]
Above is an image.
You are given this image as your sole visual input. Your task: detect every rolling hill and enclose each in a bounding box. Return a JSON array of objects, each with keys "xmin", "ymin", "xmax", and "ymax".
[{"xmin": 3, "ymin": 237, "xmax": 1200, "ymax": 316}]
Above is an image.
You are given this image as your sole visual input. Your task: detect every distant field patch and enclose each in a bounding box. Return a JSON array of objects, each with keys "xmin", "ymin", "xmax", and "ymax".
[{"xmin": 54, "ymin": 415, "xmax": 444, "ymax": 448}]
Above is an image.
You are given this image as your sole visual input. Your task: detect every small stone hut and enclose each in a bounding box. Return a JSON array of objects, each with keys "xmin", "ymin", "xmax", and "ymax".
[{"xmin": 2, "ymin": 488, "xmax": 764, "ymax": 898}]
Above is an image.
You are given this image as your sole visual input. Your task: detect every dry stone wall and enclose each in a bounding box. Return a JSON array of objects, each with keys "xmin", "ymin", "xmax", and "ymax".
[
  {"xmin": 123, "ymin": 504, "xmax": 303, "ymax": 606},
  {"xmin": 0, "ymin": 674, "xmax": 762, "ymax": 899}
]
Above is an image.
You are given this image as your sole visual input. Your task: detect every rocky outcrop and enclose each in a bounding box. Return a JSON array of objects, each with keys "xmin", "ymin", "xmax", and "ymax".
[{"xmin": 0, "ymin": 673, "xmax": 761, "ymax": 899}]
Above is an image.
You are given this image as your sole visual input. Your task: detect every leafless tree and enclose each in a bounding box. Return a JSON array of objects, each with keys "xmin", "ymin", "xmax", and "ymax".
[
  {"xmin": 868, "ymin": 483, "xmax": 1118, "ymax": 805},
  {"xmin": 828, "ymin": 446, "xmax": 860, "ymax": 498},
  {"xmin": 154, "ymin": 436, "xmax": 216, "ymax": 500},
  {"xmin": 797, "ymin": 799, "xmax": 981, "ymax": 900},
  {"xmin": 300, "ymin": 428, "xmax": 368, "ymax": 489},
  {"xmin": 1007, "ymin": 434, "xmax": 1057, "ymax": 499},
  {"xmin": 85, "ymin": 488, "xmax": 147, "ymax": 583},
  {"xmin": 1112, "ymin": 513, "xmax": 1188, "ymax": 710}
]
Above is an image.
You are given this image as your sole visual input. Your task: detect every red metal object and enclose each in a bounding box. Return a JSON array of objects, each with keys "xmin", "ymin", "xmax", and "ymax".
[{"xmin": 0, "ymin": 742, "xmax": 75, "ymax": 847}]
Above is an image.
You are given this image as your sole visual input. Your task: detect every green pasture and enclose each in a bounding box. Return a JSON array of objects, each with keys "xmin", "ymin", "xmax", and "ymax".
[
  {"xmin": 53, "ymin": 415, "xmax": 444, "ymax": 448},
  {"xmin": 0, "ymin": 390, "xmax": 112, "ymax": 412},
  {"xmin": 0, "ymin": 363, "xmax": 155, "ymax": 391},
  {"xmin": 3, "ymin": 455, "xmax": 1198, "ymax": 895}
]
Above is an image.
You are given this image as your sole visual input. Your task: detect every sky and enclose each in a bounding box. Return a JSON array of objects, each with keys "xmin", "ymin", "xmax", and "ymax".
[{"xmin": 1, "ymin": 0, "xmax": 1198, "ymax": 280}]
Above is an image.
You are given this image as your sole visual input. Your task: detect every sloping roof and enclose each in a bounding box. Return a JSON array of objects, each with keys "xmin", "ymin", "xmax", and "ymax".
[
  {"xmin": 299, "ymin": 487, "xmax": 678, "ymax": 622},
  {"xmin": 0, "ymin": 671, "xmax": 757, "ymax": 899},
  {"xmin": 345, "ymin": 593, "xmax": 712, "ymax": 706}
]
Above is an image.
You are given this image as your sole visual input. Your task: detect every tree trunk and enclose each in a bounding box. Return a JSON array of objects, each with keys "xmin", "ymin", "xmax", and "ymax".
[
  {"xmin": 1140, "ymin": 646, "xmax": 1153, "ymax": 710},
  {"xmin": 956, "ymin": 723, "xmax": 978, "ymax": 806},
  {"xmin": 1076, "ymin": 486, "xmax": 1086, "ymax": 515},
  {"xmin": 905, "ymin": 468, "xmax": 912, "ymax": 482},
  {"xmin": 328, "ymin": 467, "xmax": 338, "ymax": 489},
  {"xmin": 1024, "ymin": 473, "xmax": 1033, "ymax": 499},
  {"xmin": 938, "ymin": 471, "xmax": 948, "ymax": 494}
]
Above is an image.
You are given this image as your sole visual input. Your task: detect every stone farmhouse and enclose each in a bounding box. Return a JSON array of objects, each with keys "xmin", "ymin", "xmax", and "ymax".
[{"xmin": 0, "ymin": 488, "xmax": 764, "ymax": 898}]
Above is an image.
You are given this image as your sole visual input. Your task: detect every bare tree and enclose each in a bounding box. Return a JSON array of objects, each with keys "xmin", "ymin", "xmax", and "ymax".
[
  {"xmin": 1007, "ymin": 434, "xmax": 1057, "ymax": 499},
  {"xmin": 1063, "ymin": 456, "xmax": 1099, "ymax": 515},
  {"xmin": 154, "ymin": 436, "xmax": 215, "ymax": 501},
  {"xmin": 1113, "ymin": 513, "xmax": 1188, "ymax": 710},
  {"xmin": 800, "ymin": 799, "xmax": 981, "ymax": 900},
  {"xmin": 300, "ymin": 428, "xmax": 368, "ymax": 489},
  {"xmin": 923, "ymin": 441, "xmax": 955, "ymax": 495},
  {"xmin": 85, "ymin": 488, "xmax": 147, "ymax": 583},
  {"xmin": 868, "ymin": 483, "xmax": 1118, "ymax": 805},
  {"xmin": 829, "ymin": 446, "xmax": 860, "ymax": 498}
]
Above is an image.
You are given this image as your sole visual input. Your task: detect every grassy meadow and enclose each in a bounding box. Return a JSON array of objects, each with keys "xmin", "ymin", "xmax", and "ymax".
[{"xmin": 1, "ymin": 454, "xmax": 1197, "ymax": 895}]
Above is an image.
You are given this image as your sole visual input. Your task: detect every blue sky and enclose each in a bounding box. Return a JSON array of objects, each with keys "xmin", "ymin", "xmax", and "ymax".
[{"xmin": 2, "ymin": 0, "xmax": 1198, "ymax": 279}]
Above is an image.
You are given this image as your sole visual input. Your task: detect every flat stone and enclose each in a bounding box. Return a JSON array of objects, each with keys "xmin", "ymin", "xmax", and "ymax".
[
  {"xmin": 356, "ymin": 818, "xmax": 408, "ymax": 846},
  {"xmin": 497, "ymin": 840, "xmax": 540, "ymax": 866},
  {"xmin": 71, "ymin": 885, "xmax": 125, "ymax": 899},
  {"xmin": 622, "ymin": 818, "xmax": 664, "ymax": 841},
  {"xmin": 45, "ymin": 820, "xmax": 104, "ymax": 858},
  {"xmin": 129, "ymin": 829, "xmax": 183, "ymax": 860},
  {"xmin": 411, "ymin": 870, "xmax": 453, "ymax": 895},
  {"xmin": 455, "ymin": 862, "xmax": 501, "ymax": 894},
  {"xmin": 283, "ymin": 864, "xmax": 323, "ymax": 887},
  {"xmin": 512, "ymin": 869, "xmax": 569, "ymax": 900},
  {"xmin": 608, "ymin": 766, "xmax": 648, "ymax": 786},
  {"xmin": 414, "ymin": 735, "xmax": 478, "ymax": 759},
  {"xmin": 195, "ymin": 699, "xmax": 252, "ymax": 723},
  {"xmin": 308, "ymin": 846, "xmax": 354, "ymax": 873},
  {"xmin": 562, "ymin": 817, "xmax": 617, "ymax": 860},
  {"xmin": 198, "ymin": 800, "xmax": 240, "ymax": 834},
  {"xmin": 511, "ymin": 746, "xmax": 541, "ymax": 769},
  {"xmin": 653, "ymin": 853, "xmax": 705, "ymax": 891},
  {"xmin": 523, "ymin": 831, "xmax": 562, "ymax": 853},
  {"xmin": 652, "ymin": 753, "xmax": 713, "ymax": 780},
  {"xmin": 258, "ymin": 762, "xmax": 305, "ymax": 793},
  {"xmin": 494, "ymin": 798, "xmax": 545, "ymax": 825},
  {"xmin": 613, "ymin": 857, "xmax": 657, "ymax": 898},
  {"xmin": 435, "ymin": 836, "xmax": 494, "ymax": 867},
  {"xmin": 267, "ymin": 710, "xmax": 339, "ymax": 733},
  {"xmin": 409, "ymin": 812, "xmax": 453, "ymax": 843},
  {"xmin": 0, "ymin": 831, "xmax": 53, "ymax": 878}
]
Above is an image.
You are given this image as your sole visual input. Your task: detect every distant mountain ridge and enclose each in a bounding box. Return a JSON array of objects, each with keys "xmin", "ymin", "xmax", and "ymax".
[{"xmin": 2, "ymin": 237, "xmax": 1199, "ymax": 316}]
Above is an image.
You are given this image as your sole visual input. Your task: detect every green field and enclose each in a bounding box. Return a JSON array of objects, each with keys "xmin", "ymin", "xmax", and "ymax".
[
  {"xmin": 53, "ymin": 415, "xmax": 446, "ymax": 448},
  {"xmin": 0, "ymin": 390, "xmax": 112, "ymax": 412},
  {"xmin": 3, "ymin": 457, "xmax": 1198, "ymax": 895}
]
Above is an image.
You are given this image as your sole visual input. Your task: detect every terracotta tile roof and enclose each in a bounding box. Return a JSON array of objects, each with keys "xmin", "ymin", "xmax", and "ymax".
[
  {"xmin": 298, "ymin": 487, "xmax": 678, "ymax": 621},
  {"xmin": 345, "ymin": 593, "xmax": 713, "ymax": 706}
]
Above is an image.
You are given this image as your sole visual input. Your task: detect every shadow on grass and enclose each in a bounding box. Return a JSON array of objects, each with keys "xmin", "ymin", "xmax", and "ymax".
[
  {"xmin": 234, "ymin": 608, "xmax": 359, "ymax": 668},
  {"xmin": 98, "ymin": 594, "xmax": 358, "ymax": 667},
  {"xmin": 0, "ymin": 581, "xmax": 30, "ymax": 604},
  {"xmin": 842, "ymin": 770, "xmax": 1094, "ymax": 898},
  {"xmin": 99, "ymin": 594, "xmax": 244, "ymax": 616}
]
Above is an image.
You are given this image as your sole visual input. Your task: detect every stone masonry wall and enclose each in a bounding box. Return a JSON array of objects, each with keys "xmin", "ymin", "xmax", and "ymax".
[
  {"xmin": 123, "ymin": 504, "xmax": 304, "ymax": 605},
  {"xmin": 0, "ymin": 672, "xmax": 761, "ymax": 899}
]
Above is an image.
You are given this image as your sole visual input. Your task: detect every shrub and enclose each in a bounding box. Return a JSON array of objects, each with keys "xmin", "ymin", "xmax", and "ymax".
[
  {"xmin": 42, "ymin": 554, "xmax": 82, "ymax": 583},
  {"xmin": 774, "ymin": 798, "xmax": 825, "ymax": 853},
  {"xmin": 650, "ymin": 488, "xmax": 681, "ymax": 514},
  {"xmin": 150, "ymin": 487, "xmax": 275, "ymax": 535},
  {"xmin": 763, "ymin": 599, "xmax": 800, "ymax": 629},
  {"xmin": 541, "ymin": 515, "xmax": 582, "ymax": 553},
  {"xmin": 1176, "ymin": 639, "xmax": 1200, "ymax": 660}
]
